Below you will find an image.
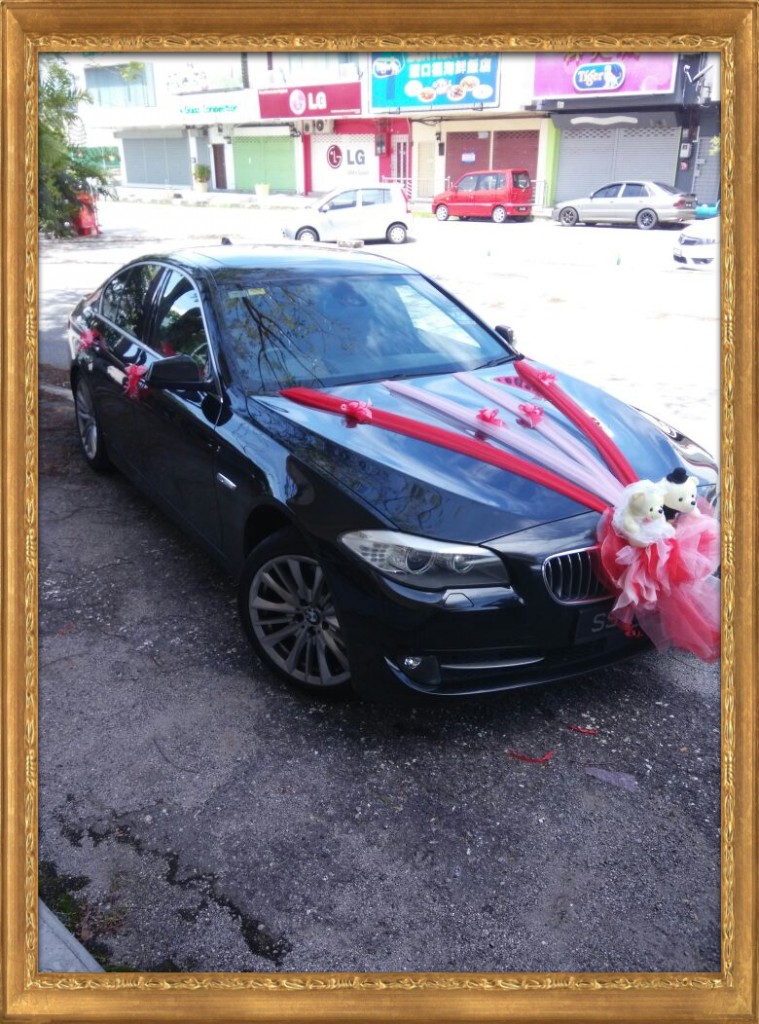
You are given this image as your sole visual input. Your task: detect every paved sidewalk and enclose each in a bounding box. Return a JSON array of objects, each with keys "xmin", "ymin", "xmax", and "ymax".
[{"xmin": 39, "ymin": 899, "xmax": 103, "ymax": 972}]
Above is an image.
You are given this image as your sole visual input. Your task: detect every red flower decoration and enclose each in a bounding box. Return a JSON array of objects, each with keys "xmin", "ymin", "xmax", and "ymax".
[
  {"xmin": 477, "ymin": 407, "xmax": 504, "ymax": 427},
  {"xmin": 517, "ymin": 403, "xmax": 544, "ymax": 429},
  {"xmin": 535, "ymin": 370, "xmax": 557, "ymax": 386},
  {"xmin": 79, "ymin": 328, "xmax": 102, "ymax": 352},
  {"xmin": 339, "ymin": 399, "xmax": 373, "ymax": 425},
  {"xmin": 123, "ymin": 364, "xmax": 148, "ymax": 400}
]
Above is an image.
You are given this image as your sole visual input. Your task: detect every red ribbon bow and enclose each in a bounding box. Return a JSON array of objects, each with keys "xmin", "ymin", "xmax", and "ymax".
[
  {"xmin": 339, "ymin": 400, "xmax": 373, "ymax": 425},
  {"xmin": 517, "ymin": 403, "xmax": 544, "ymax": 429},
  {"xmin": 79, "ymin": 328, "xmax": 102, "ymax": 351},
  {"xmin": 123, "ymin": 364, "xmax": 148, "ymax": 400},
  {"xmin": 477, "ymin": 407, "xmax": 504, "ymax": 427}
]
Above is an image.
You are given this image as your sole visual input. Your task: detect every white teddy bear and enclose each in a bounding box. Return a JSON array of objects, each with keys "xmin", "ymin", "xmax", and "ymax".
[
  {"xmin": 611, "ymin": 479, "xmax": 676, "ymax": 547},
  {"xmin": 660, "ymin": 467, "xmax": 700, "ymax": 521}
]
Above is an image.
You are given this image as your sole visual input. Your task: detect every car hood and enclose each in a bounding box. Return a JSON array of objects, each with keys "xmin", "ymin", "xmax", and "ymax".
[{"xmin": 247, "ymin": 363, "xmax": 717, "ymax": 543}]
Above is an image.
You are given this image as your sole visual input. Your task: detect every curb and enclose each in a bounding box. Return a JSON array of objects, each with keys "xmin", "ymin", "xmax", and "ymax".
[{"xmin": 39, "ymin": 900, "xmax": 104, "ymax": 973}]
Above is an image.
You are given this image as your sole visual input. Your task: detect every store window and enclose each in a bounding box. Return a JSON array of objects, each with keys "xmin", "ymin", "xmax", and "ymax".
[{"xmin": 84, "ymin": 63, "xmax": 156, "ymax": 108}]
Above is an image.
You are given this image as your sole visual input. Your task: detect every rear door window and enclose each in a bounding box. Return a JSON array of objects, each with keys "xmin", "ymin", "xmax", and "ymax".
[
  {"xmin": 621, "ymin": 183, "xmax": 648, "ymax": 198},
  {"xmin": 361, "ymin": 188, "xmax": 390, "ymax": 206},
  {"xmin": 100, "ymin": 263, "xmax": 162, "ymax": 341}
]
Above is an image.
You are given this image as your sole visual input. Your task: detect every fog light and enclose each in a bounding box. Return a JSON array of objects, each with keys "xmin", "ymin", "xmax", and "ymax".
[{"xmin": 403, "ymin": 656, "xmax": 423, "ymax": 670}]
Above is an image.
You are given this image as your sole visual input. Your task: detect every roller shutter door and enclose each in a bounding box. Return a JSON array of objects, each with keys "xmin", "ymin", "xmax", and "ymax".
[
  {"xmin": 555, "ymin": 125, "xmax": 681, "ymax": 203},
  {"xmin": 232, "ymin": 137, "xmax": 296, "ymax": 192},
  {"xmin": 693, "ymin": 134, "xmax": 720, "ymax": 203},
  {"xmin": 492, "ymin": 131, "xmax": 539, "ymax": 179},
  {"xmin": 122, "ymin": 136, "xmax": 191, "ymax": 187}
]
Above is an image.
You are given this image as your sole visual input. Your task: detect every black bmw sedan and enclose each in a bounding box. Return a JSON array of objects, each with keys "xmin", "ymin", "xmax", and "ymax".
[{"xmin": 68, "ymin": 244, "xmax": 718, "ymax": 700}]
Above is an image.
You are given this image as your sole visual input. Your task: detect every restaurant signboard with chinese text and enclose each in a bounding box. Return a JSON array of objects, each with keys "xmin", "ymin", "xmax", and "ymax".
[{"xmin": 370, "ymin": 53, "xmax": 500, "ymax": 111}]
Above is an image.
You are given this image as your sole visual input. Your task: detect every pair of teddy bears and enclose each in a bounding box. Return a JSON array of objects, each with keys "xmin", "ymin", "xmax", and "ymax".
[{"xmin": 611, "ymin": 467, "xmax": 699, "ymax": 547}]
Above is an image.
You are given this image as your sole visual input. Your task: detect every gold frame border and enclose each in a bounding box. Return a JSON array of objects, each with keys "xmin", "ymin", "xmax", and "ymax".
[{"xmin": 2, "ymin": 2, "xmax": 756, "ymax": 1022}]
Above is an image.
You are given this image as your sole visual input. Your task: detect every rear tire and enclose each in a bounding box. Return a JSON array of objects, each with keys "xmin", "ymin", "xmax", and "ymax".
[
  {"xmin": 238, "ymin": 527, "xmax": 352, "ymax": 697},
  {"xmin": 386, "ymin": 222, "xmax": 407, "ymax": 244},
  {"xmin": 491, "ymin": 205, "xmax": 507, "ymax": 223},
  {"xmin": 74, "ymin": 374, "xmax": 111, "ymax": 472}
]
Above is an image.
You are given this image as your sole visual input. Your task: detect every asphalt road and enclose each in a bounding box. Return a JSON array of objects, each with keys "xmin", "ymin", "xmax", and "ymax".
[{"xmin": 37, "ymin": 201, "xmax": 721, "ymax": 974}]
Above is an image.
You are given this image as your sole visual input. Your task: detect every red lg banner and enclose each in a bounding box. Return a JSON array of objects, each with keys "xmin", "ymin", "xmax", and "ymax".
[{"xmin": 258, "ymin": 82, "xmax": 362, "ymax": 119}]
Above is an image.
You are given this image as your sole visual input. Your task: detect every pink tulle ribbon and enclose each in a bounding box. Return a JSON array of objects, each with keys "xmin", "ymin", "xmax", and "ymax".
[{"xmin": 597, "ymin": 504, "xmax": 720, "ymax": 662}]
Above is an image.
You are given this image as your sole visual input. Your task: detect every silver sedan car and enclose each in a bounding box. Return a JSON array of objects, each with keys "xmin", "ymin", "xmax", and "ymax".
[{"xmin": 553, "ymin": 180, "xmax": 697, "ymax": 230}]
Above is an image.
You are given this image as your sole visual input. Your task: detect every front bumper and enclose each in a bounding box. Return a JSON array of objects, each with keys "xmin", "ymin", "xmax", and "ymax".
[{"xmin": 321, "ymin": 521, "xmax": 650, "ymax": 701}]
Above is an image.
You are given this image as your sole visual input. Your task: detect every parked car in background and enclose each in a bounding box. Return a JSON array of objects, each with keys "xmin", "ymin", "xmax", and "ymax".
[
  {"xmin": 673, "ymin": 216, "xmax": 720, "ymax": 269},
  {"xmin": 281, "ymin": 183, "xmax": 411, "ymax": 244},
  {"xmin": 68, "ymin": 244, "xmax": 718, "ymax": 701},
  {"xmin": 432, "ymin": 169, "xmax": 533, "ymax": 222},
  {"xmin": 553, "ymin": 180, "xmax": 697, "ymax": 230},
  {"xmin": 695, "ymin": 197, "xmax": 720, "ymax": 219}
]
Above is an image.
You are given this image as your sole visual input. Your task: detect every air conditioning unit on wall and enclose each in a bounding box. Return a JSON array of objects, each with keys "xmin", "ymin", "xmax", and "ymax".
[{"xmin": 301, "ymin": 119, "xmax": 334, "ymax": 134}]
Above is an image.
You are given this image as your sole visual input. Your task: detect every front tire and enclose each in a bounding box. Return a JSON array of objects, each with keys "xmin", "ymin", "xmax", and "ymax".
[
  {"xmin": 491, "ymin": 205, "xmax": 507, "ymax": 223},
  {"xmin": 74, "ymin": 374, "xmax": 110, "ymax": 471},
  {"xmin": 558, "ymin": 207, "xmax": 579, "ymax": 226},
  {"xmin": 238, "ymin": 528, "xmax": 352, "ymax": 696},
  {"xmin": 386, "ymin": 222, "xmax": 407, "ymax": 244},
  {"xmin": 435, "ymin": 204, "xmax": 450, "ymax": 221},
  {"xmin": 295, "ymin": 227, "xmax": 319, "ymax": 242},
  {"xmin": 636, "ymin": 208, "xmax": 658, "ymax": 230}
]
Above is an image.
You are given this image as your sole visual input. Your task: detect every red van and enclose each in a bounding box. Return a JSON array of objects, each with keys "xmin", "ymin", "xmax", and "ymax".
[{"xmin": 432, "ymin": 169, "xmax": 533, "ymax": 223}]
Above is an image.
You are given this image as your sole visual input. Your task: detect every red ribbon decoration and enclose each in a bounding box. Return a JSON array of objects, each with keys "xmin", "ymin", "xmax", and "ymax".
[
  {"xmin": 508, "ymin": 749, "xmax": 555, "ymax": 764},
  {"xmin": 280, "ymin": 387, "xmax": 609, "ymax": 514},
  {"xmin": 515, "ymin": 359, "xmax": 639, "ymax": 486},
  {"xmin": 517, "ymin": 403, "xmax": 544, "ymax": 429},
  {"xmin": 476, "ymin": 407, "xmax": 504, "ymax": 426},
  {"xmin": 79, "ymin": 328, "xmax": 102, "ymax": 352},
  {"xmin": 124, "ymin": 364, "xmax": 148, "ymax": 400},
  {"xmin": 339, "ymin": 399, "xmax": 373, "ymax": 425}
]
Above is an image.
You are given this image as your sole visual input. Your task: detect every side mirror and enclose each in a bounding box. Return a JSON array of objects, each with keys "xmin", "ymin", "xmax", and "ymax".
[
  {"xmin": 145, "ymin": 354, "xmax": 212, "ymax": 391},
  {"xmin": 495, "ymin": 324, "xmax": 517, "ymax": 347}
]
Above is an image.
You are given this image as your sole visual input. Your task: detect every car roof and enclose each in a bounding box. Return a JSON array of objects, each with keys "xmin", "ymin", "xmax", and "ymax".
[{"xmin": 129, "ymin": 243, "xmax": 411, "ymax": 277}]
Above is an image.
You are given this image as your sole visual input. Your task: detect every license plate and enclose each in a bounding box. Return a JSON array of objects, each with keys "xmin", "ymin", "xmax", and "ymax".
[{"xmin": 575, "ymin": 604, "xmax": 619, "ymax": 643}]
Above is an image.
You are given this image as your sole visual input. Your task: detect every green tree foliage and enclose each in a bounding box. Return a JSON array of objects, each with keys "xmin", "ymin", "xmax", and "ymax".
[{"xmin": 38, "ymin": 56, "xmax": 114, "ymax": 236}]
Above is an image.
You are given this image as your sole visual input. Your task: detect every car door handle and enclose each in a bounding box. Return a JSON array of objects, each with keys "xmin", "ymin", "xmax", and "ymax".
[{"xmin": 216, "ymin": 472, "xmax": 237, "ymax": 491}]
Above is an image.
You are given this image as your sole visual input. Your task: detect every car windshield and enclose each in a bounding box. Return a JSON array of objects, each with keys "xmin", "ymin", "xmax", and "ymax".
[{"xmin": 211, "ymin": 271, "xmax": 513, "ymax": 393}]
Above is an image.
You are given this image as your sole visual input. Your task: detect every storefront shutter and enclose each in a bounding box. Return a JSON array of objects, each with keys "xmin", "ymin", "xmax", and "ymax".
[
  {"xmin": 554, "ymin": 125, "xmax": 681, "ymax": 203},
  {"xmin": 693, "ymin": 134, "xmax": 720, "ymax": 203},
  {"xmin": 122, "ymin": 136, "xmax": 192, "ymax": 187},
  {"xmin": 232, "ymin": 137, "xmax": 296, "ymax": 193},
  {"xmin": 614, "ymin": 126, "xmax": 681, "ymax": 183}
]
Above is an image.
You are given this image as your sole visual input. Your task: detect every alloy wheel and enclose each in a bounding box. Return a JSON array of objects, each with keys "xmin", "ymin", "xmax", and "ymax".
[{"xmin": 247, "ymin": 552, "xmax": 351, "ymax": 689}]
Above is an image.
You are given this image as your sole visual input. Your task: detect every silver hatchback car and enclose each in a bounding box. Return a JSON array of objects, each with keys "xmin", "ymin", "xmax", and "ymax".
[
  {"xmin": 282, "ymin": 183, "xmax": 412, "ymax": 245},
  {"xmin": 553, "ymin": 180, "xmax": 697, "ymax": 230}
]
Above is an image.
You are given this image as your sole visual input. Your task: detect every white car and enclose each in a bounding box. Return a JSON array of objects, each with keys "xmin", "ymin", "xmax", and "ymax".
[
  {"xmin": 673, "ymin": 217, "xmax": 720, "ymax": 269},
  {"xmin": 282, "ymin": 183, "xmax": 412, "ymax": 245}
]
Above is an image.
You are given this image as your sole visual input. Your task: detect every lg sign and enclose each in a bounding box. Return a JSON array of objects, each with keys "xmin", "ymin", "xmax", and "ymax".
[{"xmin": 326, "ymin": 145, "xmax": 366, "ymax": 169}]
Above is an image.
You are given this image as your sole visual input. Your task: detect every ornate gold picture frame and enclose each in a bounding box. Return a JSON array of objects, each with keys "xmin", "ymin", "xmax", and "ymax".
[{"xmin": 2, "ymin": 1, "xmax": 756, "ymax": 1021}]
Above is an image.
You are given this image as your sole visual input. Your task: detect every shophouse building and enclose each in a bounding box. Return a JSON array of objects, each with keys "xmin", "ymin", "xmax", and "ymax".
[{"xmin": 67, "ymin": 50, "xmax": 719, "ymax": 209}]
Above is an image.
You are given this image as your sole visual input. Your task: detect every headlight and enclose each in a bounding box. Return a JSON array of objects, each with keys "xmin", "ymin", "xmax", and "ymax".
[{"xmin": 340, "ymin": 530, "xmax": 510, "ymax": 590}]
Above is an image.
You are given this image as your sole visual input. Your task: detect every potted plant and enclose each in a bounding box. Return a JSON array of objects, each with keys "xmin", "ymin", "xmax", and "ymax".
[{"xmin": 192, "ymin": 163, "xmax": 211, "ymax": 192}]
